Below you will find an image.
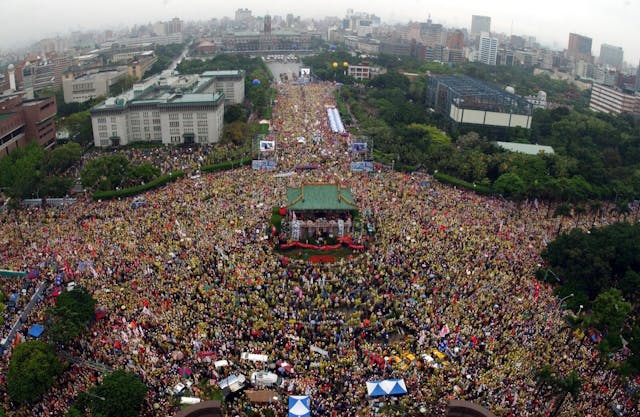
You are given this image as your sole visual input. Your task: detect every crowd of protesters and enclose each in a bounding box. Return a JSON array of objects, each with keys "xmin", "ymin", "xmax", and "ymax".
[{"xmin": 0, "ymin": 81, "xmax": 637, "ymax": 417}]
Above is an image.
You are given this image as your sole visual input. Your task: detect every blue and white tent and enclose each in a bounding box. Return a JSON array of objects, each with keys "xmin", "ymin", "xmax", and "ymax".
[
  {"xmin": 366, "ymin": 379, "xmax": 408, "ymax": 397},
  {"xmin": 288, "ymin": 395, "xmax": 310, "ymax": 417},
  {"xmin": 28, "ymin": 324, "xmax": 44, "ymax": 338}
]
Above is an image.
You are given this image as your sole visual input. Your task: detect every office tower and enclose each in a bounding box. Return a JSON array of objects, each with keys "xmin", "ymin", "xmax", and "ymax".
[
  {"xmin": 479, "ymin": 32, "xmax": 498, "ymax": 66},
  {"xmin": 264, "ymin": 14, "xmax": 272, "ymax": 34},
  {"xmin": 599, "ymin": 44, "xmax": 624, "ymax": 70},
  {"xmin": 567, "ymin": 33, "xmax": 592, "ymax": 62},
  {"xmin": 471, "ymin": 15, "xmax": 491, "ymax": 37},
  {"xmin": 446, "ymin": 30, "xmax": 464, "ymax": 50}
]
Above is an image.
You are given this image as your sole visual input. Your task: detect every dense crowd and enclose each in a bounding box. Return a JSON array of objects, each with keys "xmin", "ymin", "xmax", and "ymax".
[{"xmin": 0, "ymin": 81, "xmax": 638, "ymax": 417}]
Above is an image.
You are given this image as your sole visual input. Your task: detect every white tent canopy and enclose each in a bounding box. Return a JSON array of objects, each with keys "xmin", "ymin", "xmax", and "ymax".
[
  {"xmin": 366, "ymin": 379, "xmax": 408, "ymax": 397},
  {"xmin": 289, "ymin": 395, "xmax": 310, "ymax": 417}
]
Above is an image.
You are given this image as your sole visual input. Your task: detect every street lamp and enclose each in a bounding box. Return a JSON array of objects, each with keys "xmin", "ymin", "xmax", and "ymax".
[{"xmin": 559, "ymin": 293, "xmax": 574, "ymax": 306}]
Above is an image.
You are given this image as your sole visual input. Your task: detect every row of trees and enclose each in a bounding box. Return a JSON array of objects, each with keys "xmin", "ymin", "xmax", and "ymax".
[
  {"xmin": 538, "ymin": 223, "xmax": 640, "ymax": 408},
  {"xmin": 331, "ymin": 67, "xmax": 640, "ymax": 202},
  {"xmin": 80, "ymin": 154, "xmax": 161, "ymax": 192},
  {"xmin": 4, "ymin": 286, "xmax": 148, "ymax": 416},
  {"xmin": 0, "ymin": 142, "xmax": 82, "ymax": 199}
]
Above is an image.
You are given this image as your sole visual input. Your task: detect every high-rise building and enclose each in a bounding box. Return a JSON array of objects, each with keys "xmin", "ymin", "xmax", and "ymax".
[
  {"xmin": 479, "ymin": 32, "xmax": 498, "ymax": 66},
  {"xmin": 567, "ymin": 33, "xmax": 592, "ymax": 62},
  {"xmin": 599, "ymin": 44, "xmax": 623, "ymax": 70},
  {"xmin": 264, "ymin": 14, "xmax": 272, "ymax": 34},
  {"xmin": 446, "ymin": 30, "xmax": 464, "ymax": 50},
  {"xmin": 235, "ymin": 8, "xmax": 252, "ymax": 22},
  {"xmin": 0, "ymin": 91, "xmax": 57, "ymax": 155},
  {"xmin": 471, "ymin": 15, "xmax": 491, "ymax": 38},
  {"xmin": 636, "ymin": 61, "xmax": 640, "ymax": 92}
]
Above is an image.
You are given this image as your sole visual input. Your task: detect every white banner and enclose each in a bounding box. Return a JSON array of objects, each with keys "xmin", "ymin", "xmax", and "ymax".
[
  {"xmin": 292, "ymin": 220, "xmax": 300, "ymax": 241},
  {"xmin": 259, "ymin": 140, "xmax": 276, "ymax": 152}
]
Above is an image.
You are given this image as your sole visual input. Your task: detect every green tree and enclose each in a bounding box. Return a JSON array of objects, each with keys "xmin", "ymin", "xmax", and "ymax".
[
  {"xmin": 61, "ymin": 111, "xmax": 94, "ymax": 146},
  {"xmin": 0, "ymin": 142, "xmax": 46, "ymax": 198},
  {"xmin": 88, "ymin": 370, "xmax": 148, "ymax": 417},
  {"xmin": 80, "ymin": 155, "xmax": 130, "ymax": 191},
  {"xmin": 40, "ymin": 176, "xmax": 73, "ymax": 198},
  {"xmin": 44, "ymin": 142, "xmax": 83, "ymax": 175},
  {"xmin": 7, "ymin": 341, "xmax": 62, "ymax": 404},
  {"xmin": 493, "ymin": 172, "xmax": 525, "ymax": 200},
  {"xmin": 65, "ymin": 407, "xmax": 85, "ymax": 417},
  {"xmin": 550, "ymin": 370, "xmax": 582, "ymax": 417},
  {"xmin": 126, "ymin": 163, "xmax": 161, "ymax": 186},
  {"xmin": 48, "ymin": 286, "xmax": 97, "ymax": 345}
]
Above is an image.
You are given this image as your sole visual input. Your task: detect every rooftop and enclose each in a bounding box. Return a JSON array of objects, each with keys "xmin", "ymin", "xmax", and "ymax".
[
  {"xmin": 494, "ymin": 141, "xmax": 554, "ymax": 155},
  {"xmin": 201, "ymin": 70, "xmax": 245, "ymax": 78},
  {"xmin": 286, "ymin": 184, "xmax": 358, "ymax": 211},
  {"xmin": 75, "ymin": 70, "xmax": 124, "ymax": 81}
]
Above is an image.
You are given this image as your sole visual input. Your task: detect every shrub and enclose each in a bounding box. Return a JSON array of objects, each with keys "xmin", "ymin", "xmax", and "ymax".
[{"xmin": 92, "ymin": 171, "xmax": 184, "ymax": 200}]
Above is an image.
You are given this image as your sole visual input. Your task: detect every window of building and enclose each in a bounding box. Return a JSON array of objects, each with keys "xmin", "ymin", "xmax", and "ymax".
[
  {"xmin": 111, "ymin": 124, "xmax": 117, "ymax": 131},
  {"xmin": 152, "ymin": 119, "xmax": 161, "ymax": 125},
  {"xmin": 152, "ymin": 111, "xmax": 160, "ymax": 117},
  {"xmin": 197, "ymin": 113, "xmax": 207, "ymax": 119},
  {"xmin": 143, "ymin": 119, "xmax": 150, "ymax": 125},
  {"xmin": 197, "ymin": 120, "xmax": 208, "ymax": 127},
  {"xmin": 98, "ymin": 117, "xmax": 107, "ymax": 123},
  {"xmin": 171, "ymin": 135, "xmax": 181, "ymax": 143},
  {"xmin": 169, "ymin": 113, "xmax": 179, "ymax": 120},
  {"xmin": 110, "ymin": 117, "xmax": 116, "ymax": 122},
  {"xmin": 131, "ymin": 119, "xmax": 140, "ymax": 126},
  {"xmin": 183, "ymin": 121, "xmax": 193, "ymax": 127},
  {"xmin": 169, "ymin": 121, "xmax": 179, "ymax": 127},
  {"xmin": 153, "ymin": 126, "xmax": 161, "ymax": 132},
  {"xmin": 183, "ymin": 113, "xmax": 193, "ymax": 120}
]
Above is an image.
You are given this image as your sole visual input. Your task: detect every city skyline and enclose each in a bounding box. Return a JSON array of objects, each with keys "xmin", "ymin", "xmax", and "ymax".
[{"xmin": 1, "ymin": 0, "xmax": 639, "ymax": 65}]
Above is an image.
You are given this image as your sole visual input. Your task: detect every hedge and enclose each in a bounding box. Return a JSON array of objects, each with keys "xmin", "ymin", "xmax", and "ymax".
[
  {"xmin": 92, "ymin": 171, "xmax": 185, "ymax": 200},
  {"xmin": 201, "ymin": 157, "xmax": 253, "ymax": 172},
  {"xmin": 433, "ymin": 172, "xmax": 492, "ymax": 195}
]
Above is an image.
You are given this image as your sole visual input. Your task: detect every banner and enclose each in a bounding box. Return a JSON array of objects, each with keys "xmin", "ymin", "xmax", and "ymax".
[
  {"xmin": 351, "ymin": 142, "xmax": 367, "ymax": 153},
  {"xmin": 291, "ymin": 220, "xmax": 300, "ymax": 241},
  {"xmin": 252, "ymin": 160, "xmax": 277, "ymax": 170},
  {"xmin": 259, "ymin": 140, "xmax": 275, "ymax": 152},
  {"xmin": 350, "ymin": 161, "xmax": 374, "ymax": 172}
]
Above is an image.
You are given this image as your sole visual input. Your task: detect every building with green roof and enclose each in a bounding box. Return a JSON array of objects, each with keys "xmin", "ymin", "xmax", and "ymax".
[
  {"xmin": 90, "ymin": 75, "xmax": 225, "ymax": 148},
  {"xmin": 286, "ymin": 184, "xmax": 358, "ymax": 212},
  {"xmin": 197, "ymin": 70, "xmax": 245, "ymax": 104},
  {"xmin": 285, "ymin": 184, "xmax": 358, "ymax": 240}
]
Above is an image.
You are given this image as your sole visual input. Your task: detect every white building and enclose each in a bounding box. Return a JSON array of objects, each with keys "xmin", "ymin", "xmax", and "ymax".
[
  {"xmin": 197, "ymin": 70, "xmax": 245, "ymax": 105},
  {"xmin": 479, "ymin": 33, "xmax": 498, "ymax": 66},
  {"xmin": 62, "ymin": 70, "xmax": 127, "ymax": 103},
  {"xmin": 347, "ymin": 64, "xmax": 381, "ymax": 80},
  {"xmin": 90, "ymin": 77, "xmax": 224, "ymax": 148},
  {"xmin": 589, "ymin": 83, "xmax": 640, "ymax": 115}
]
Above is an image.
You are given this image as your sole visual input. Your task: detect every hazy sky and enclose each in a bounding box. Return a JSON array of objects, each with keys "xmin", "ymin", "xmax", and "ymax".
[{"xmin": 1, "ymin": 0, "xmax": 639, "ymax": 64}]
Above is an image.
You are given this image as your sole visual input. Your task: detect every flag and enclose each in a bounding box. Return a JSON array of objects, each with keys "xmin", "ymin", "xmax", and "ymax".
[{"xmin": 438, "ymin": 324, "xmax": 450, "ymax": 338}]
